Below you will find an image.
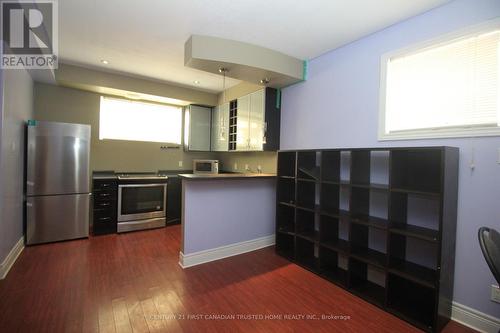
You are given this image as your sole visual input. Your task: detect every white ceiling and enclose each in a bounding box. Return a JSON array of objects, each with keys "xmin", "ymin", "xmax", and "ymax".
[{"xmin": 59, "ymin": 0, "xmax": 450, "ymax": 93}]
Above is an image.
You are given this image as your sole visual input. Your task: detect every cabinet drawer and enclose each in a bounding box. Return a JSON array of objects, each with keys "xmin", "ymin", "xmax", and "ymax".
[
  {"xmin": 93, "ymin": 199, "xmax": 115, "ymax": 209},
  {"xmin": 94, "ymin": 180, "xmax": 115, "ymax": 189},
  {"xmin": 93, "ymin": 191, "xmax": 116, "ymax": 202},
  {"xmin": 93, "ymin": 209, "xmax": 116, "ymax": 222}
]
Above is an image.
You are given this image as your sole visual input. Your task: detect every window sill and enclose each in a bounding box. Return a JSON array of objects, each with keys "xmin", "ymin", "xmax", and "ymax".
[{"xmin": 378, "ymin": 127, "xmax": 500, "ymax": 141}]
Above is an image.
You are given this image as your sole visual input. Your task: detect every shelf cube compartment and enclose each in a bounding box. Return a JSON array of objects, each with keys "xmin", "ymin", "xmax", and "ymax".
[
  {"xmin": 320, "ymin": 183, "xmax": 340, "ymax": 214},
  {"xmin": 387, "ymin": 274, "xmax": 437, "ymax": 330},
  {"xmin": 350, "ymin": 187, "xmax": 369, "ymax": 216},
  {"xmin": 278, "ymin": 152, "xmax": 296, "ymax": 178},
  {"xmin": 277, "ymin": 178, "xmax": 295, "ymax": 204},
  {"xmin": 340, "ymin": 151, "xmax": 351, "ymax": 182},
  {"xmin": 276, "ymin": 233, "xmax": 294, "ymax": 260},
  {"xmin": 297, "ymin": 180, "xmax": 316, "ymax": 209},
  {"xmin": 390, "ymin": 192, "xmax": 440, "ymax": 239},
  {"xmin": 296, "ymin": 208, "xmax": 317, "ymax": 241},
  {"xmin": 351, "ymin": 150, "xmax": 371, "ymax": 185},
  {"xmin": 320, "ymin": 215, "xmax": 349, "ymax": 253},
  {"xmin": 277, "ymin": 204, "xmax": 295, "ymax": 235},
  {"xmin": 350, "ymin": 223, "xmax": 387, "ymax": 268},
  {"xmin": 296, "ymin": 237, "xmax": 317, "ymax": 270},
  {"xmin": 319, "ymin": 246, "xmax": 348, "ymax": 286},
  {"xmin": 350, "ymin": 187, "xmax": 389, "ymax": 228},
  {"xmin": 391, "ymin": 149, "xmax": 442, "ymax": 194},
  {"xmin": 370, "ymin": 150, "xmax": 390, "ymax": 186},
  {"xmin": 388, "ymin": 233, "xmax": 438, "ymax": 287},
  {"xmin": 349, "ymin": 258, "xmax": 386, "ymax": 306},
  {"xmin": 297, "ymin": 151, "xmax": 320, "ymax": 180},
  {"xmin": 321, "ymin": 150, "xmax": 340, "ymax": 182}
]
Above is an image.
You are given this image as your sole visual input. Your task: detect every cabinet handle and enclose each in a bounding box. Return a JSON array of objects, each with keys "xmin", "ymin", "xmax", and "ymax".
[
  {"xmin": 99, "ymin": 202, "xmax": 110, "ymax": 207},
  {"xmin": 99, "ymin": 217, "xmax": 111, "ymax": 221},
  {"xmin": 100, "ymin": 193, "xmax": 110, "ymax": 197}
]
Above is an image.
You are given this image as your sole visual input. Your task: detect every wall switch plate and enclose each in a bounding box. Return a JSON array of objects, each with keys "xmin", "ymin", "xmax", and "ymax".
[
  {"xmin": 491, "ymin": 285, "xmax": 500, "ymax": 303},
  {"xmin": 178, "ymin": 161, "xmax": 183, "ymax": 167},
  {"xmin": 233, "ymin": 163, "xmax": 238, "ymax": 170}
]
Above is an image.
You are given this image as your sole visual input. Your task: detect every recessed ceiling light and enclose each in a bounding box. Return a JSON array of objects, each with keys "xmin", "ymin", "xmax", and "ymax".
[
  {"xmin": 193, "ymin": 80, "xmax": 200, "ymax": 84},
  {"xmin": 101, "ymin": 59, "xmax": 109, "ymax": 65}
]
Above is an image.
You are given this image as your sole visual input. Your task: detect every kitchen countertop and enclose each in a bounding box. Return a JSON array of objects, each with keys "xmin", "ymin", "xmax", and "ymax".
[
  {"xmin": 179, "ymin": 173, "xmax": 276, "ymax": 180},
  {"xmin": 92, "ymin": 171, "xmax": 118, "ymax": 180}
]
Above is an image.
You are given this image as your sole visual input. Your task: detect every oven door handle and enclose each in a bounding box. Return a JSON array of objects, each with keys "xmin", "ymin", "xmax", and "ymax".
[{"xmin": 119, "ymin": 183, "xmax": 167, "ymax": 188}]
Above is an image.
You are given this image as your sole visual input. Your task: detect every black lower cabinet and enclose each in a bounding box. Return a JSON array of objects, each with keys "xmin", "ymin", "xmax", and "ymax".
[
  {"xmin": 166, "ymin": 176, "xmax": 181, "ymax": 224},
  {"xmin": 275, "ymin": 147, "xmax": 459, "ymax": 333},
  {"xmin": 92, "ymin": 177, "xmax": 117, "ymax": 235}
]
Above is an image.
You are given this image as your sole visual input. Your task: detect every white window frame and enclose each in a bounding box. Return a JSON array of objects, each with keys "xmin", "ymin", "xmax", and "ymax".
[{"xmin": 379, "ymin": 18, "xmax": 500, "ymax": 141}]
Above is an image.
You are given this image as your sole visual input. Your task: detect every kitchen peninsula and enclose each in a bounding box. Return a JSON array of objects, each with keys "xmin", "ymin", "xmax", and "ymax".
[{"xmin": 179, "ymin": 173, "xmax": 277, "ymax": 268}]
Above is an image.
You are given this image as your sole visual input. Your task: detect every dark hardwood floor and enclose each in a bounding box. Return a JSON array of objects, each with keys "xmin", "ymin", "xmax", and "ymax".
[{"xmin": 0, "ymin": 225, "xmax": 475, "ymax": 332}]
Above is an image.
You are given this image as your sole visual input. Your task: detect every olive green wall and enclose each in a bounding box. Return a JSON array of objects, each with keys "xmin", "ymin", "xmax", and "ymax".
[
  {"xmin": 216, "ymin": 151, "xmax": 277, "ymax": 173},
  {"xmin": 216, "ymin": 82, "xmax": 278, "ymax": 173},
  {"xmin": 34, "ymin": 82, "xmax": 216, "ymax": 173}
]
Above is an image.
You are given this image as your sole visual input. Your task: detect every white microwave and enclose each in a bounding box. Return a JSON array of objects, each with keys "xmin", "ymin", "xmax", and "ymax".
[{"xmin": 193, "ymin": 159, "xmax": 219, "ymax": 174}]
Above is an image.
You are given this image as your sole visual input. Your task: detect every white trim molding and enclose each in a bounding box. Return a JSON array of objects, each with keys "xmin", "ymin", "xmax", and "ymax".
[
  {"xmin": 452, "ymin": 301, "xmax": 500, "ymax": 333},
  {"xmin": 179, "ymin": 234, "xmax": 275, "ymax": 269},
  {"xmin": 0, "ymin": 237, "xmax": 24, "ymax": 279}
]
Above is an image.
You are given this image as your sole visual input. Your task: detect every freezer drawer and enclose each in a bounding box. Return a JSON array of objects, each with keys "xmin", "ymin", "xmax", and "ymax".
[{"xmin": 26, "ymin": 193, "xmax": 90, "ymax": 245}]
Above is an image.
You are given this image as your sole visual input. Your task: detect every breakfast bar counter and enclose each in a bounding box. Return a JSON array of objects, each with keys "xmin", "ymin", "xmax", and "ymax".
[
  {"xmin": 178, "ymin": 173, "xmax": 276, "ymax": 180},
  {"xmin": 179, "ymin": 173, "xmax": 277, "ymax": 268}
]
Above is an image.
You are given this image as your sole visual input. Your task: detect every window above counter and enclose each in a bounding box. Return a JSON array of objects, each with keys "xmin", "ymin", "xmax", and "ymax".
[{"xmin": 99, "ymin": 96, "xmax": 183, "ymax": 144}]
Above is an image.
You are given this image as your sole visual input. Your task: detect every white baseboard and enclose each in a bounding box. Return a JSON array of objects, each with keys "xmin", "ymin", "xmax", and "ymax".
[
  {"xmin": 0, "ymin": 237, "xmax": 24, "ymax": 279},
  {"xmin": 179, "ymin": 234, "xmax": 275, "ymax": 268},
  {"xmin": 452, "ymin": 301, "xmax": 500, "ymax": 333}
]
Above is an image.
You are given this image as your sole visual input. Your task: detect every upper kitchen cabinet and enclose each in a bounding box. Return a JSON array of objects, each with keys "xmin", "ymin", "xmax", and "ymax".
[
  {"xmin": 211, "ymin": 102, "xmax": 229, "ymax": 151},
  {"xmin": 185, "ymin": 105, "xmax": 212, "ymax": 151},
  {"xmin": 248, "ymin": 89, "xmax": 265, "ymax": 151},
  {"xmin": 231, "ymin": 87, "xmax": 280, "ymax": 152}
]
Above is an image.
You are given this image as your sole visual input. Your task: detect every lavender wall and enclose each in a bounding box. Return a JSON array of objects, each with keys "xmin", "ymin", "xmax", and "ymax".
[{"xmin": 281, "ymin": 0, "xmax": 500, "ymax": 318}]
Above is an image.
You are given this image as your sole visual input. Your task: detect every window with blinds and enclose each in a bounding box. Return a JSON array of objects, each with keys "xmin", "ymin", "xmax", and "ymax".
[
  {"xmin": 99, "ymin": 96, "xmax": 182, "ymax": 144},
  {"xmin": 379, "ymin": 21, "xmax": 500, "ymax": 140}
]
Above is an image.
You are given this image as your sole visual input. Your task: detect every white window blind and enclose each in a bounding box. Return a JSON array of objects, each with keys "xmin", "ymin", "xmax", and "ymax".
[
  {"xmin": 382, "ymin": 27, "xmax": 500, "ymax": 138},
  {"xmin": 99, "ymin": 96, "xmax": 182, "ymax": 144}
]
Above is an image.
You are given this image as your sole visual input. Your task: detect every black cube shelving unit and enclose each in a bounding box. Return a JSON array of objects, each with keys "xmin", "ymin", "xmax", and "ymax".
[{"xmin": 275, "ymin": 147, "xmax": 459, "ymax": 333}]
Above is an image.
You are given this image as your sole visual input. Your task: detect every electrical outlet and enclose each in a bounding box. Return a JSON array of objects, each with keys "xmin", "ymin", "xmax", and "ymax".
[
  {"xmin": 233, "ymin": 163, "xmax": 238, "ymax": 170},
  {"xmin": 257, "ymin": 165, "xmax": 262, "ymax": 173},
  {"xmin": 245, "ymin": 164, "xmax": 250, "ymax": 171},
  {"xmin": 491, "ymin": 285, "xmax": 500, "ymax": 303},
  {"xmin": 178, "ymin": 161, "xmax": 183, "ymax": 167}
]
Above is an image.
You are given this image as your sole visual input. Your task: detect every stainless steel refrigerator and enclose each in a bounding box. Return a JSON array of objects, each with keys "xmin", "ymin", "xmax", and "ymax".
[{"xmin": 26, "ymin": 121, "xmax": 91, "ymax": 245}]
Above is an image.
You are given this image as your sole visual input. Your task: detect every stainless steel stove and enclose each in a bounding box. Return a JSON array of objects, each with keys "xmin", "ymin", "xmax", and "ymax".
[{"xmin": 116, "ymin": 173, "xmax": 168, "ymax": 233}]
